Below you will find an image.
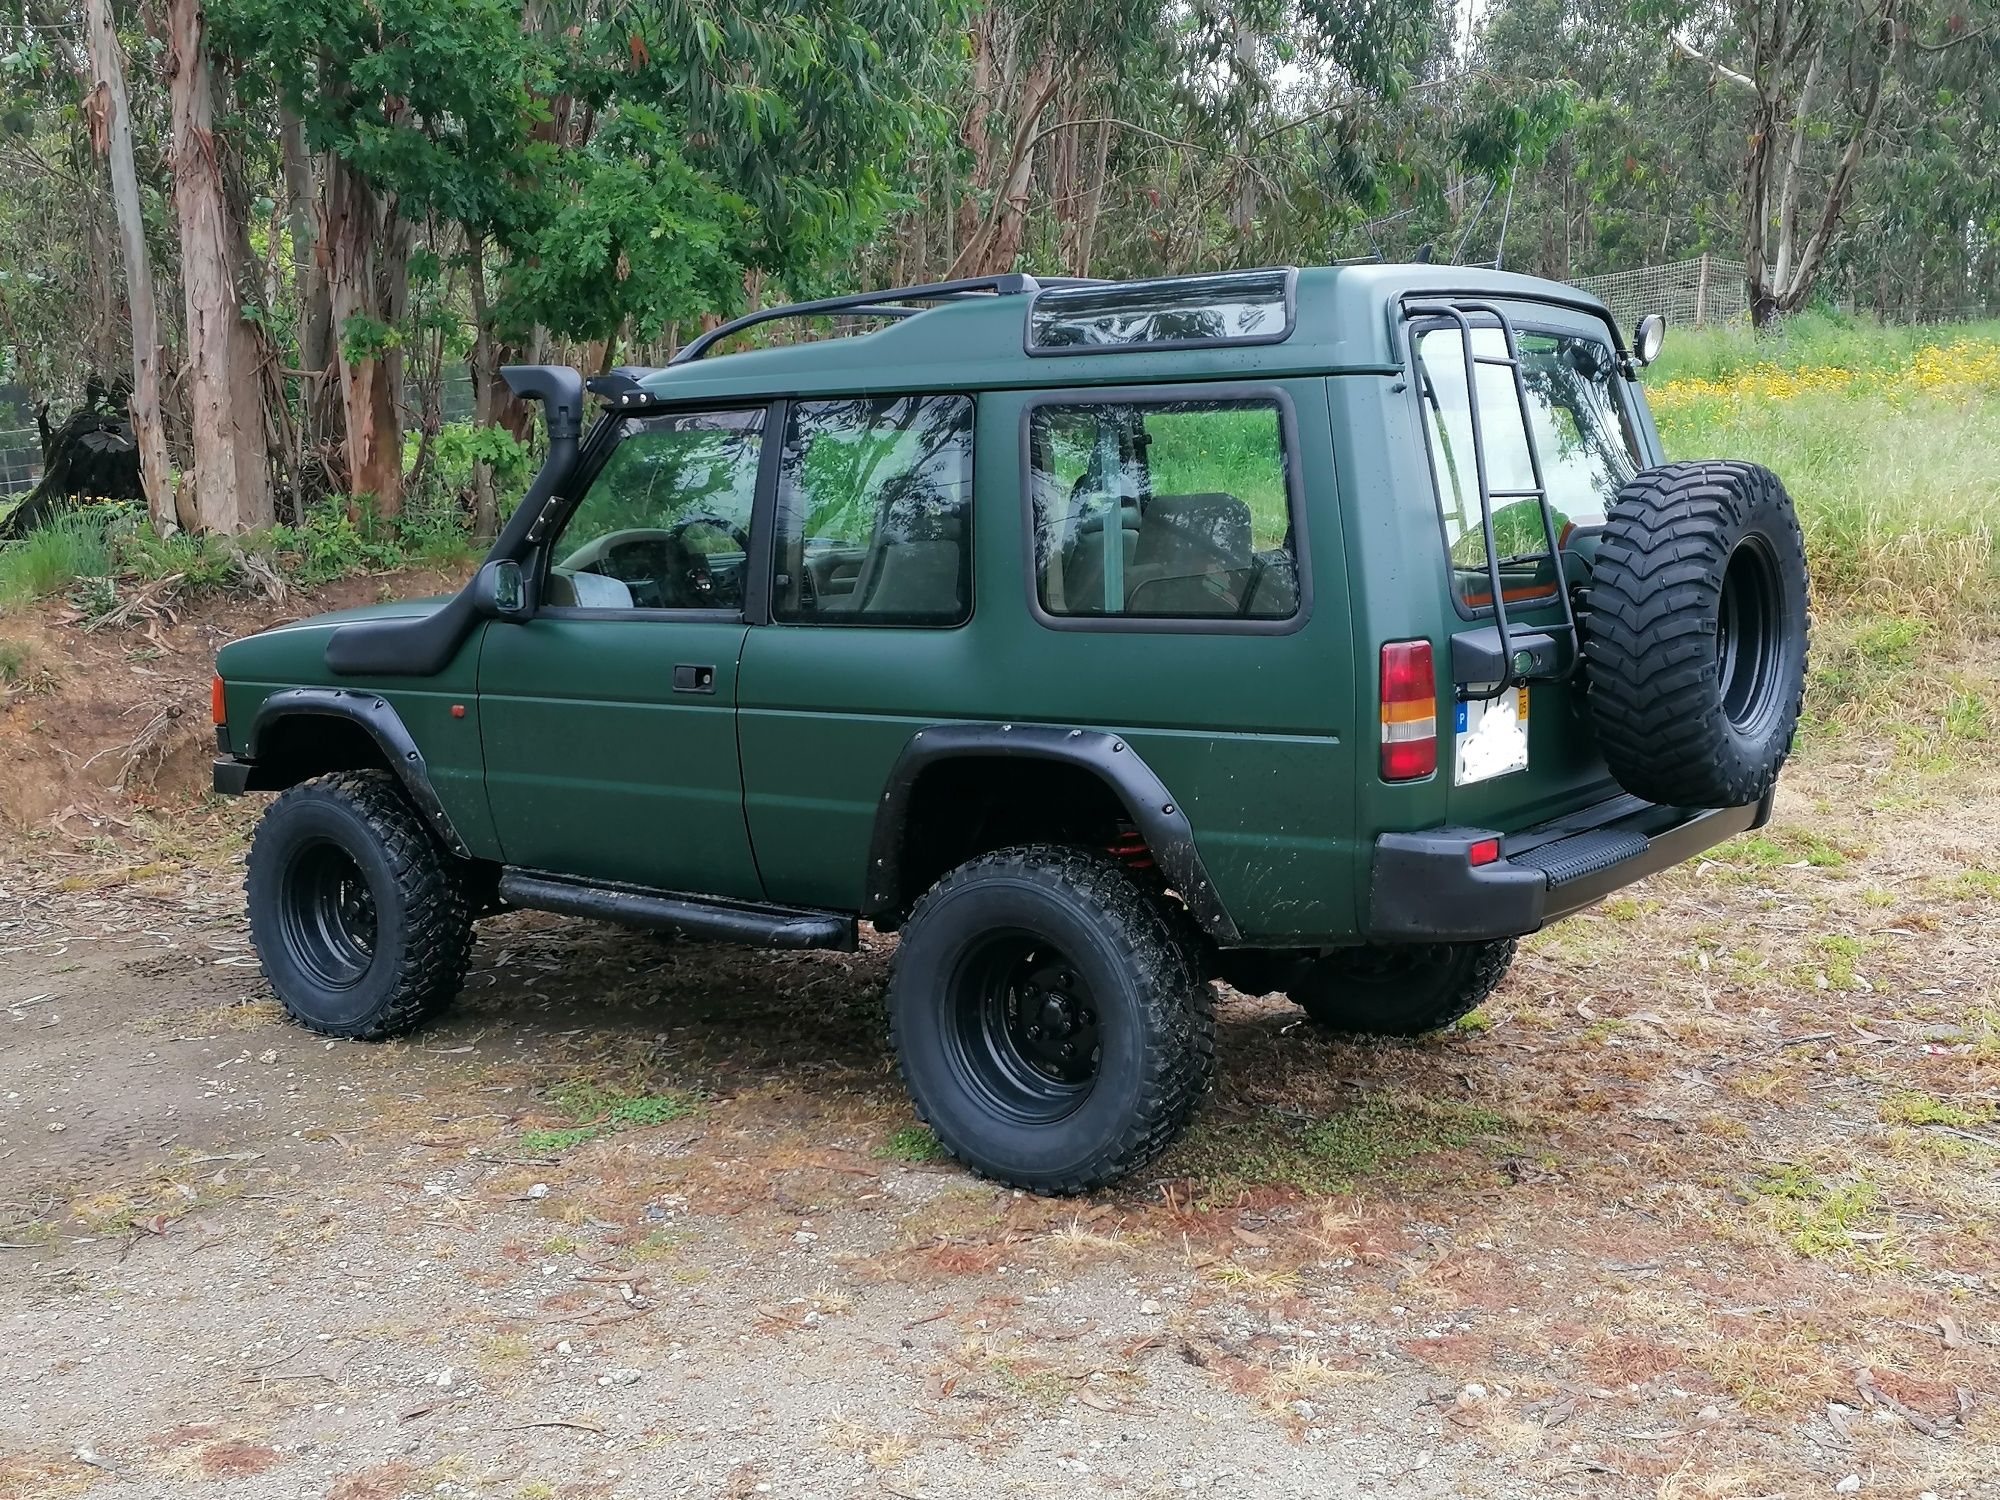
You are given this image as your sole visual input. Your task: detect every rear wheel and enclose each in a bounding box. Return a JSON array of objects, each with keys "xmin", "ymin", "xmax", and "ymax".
[
  {"xmin": 247, "ymin": 771, "xmax": 473, "ymax": 1039},
  {"xmin": 887, "ymin": 846, "xmax": 1212, "ymax": 1194},
  {"xmin": 1288, "ymin": 939, "xmax": 1515, "ymax": 1038}
]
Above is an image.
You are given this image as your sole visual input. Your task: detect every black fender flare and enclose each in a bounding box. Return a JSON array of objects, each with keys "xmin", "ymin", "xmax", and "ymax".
[
  {"xmin": 863, "ymin": 723, "xmax": 1242, "ymax": 944},
  {"xmin": 230, "ymin": 688, "xmax": 469, "ymax": 856}
]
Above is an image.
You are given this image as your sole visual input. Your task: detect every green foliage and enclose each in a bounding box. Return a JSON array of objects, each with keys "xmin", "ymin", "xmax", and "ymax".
[
  {"xmin": 877, "ymin": 1124, "xmax": 949, "ymax": 1163},
  {"xmin": 0, "ymin": 510, "xmax": 113, "ymax": 606},
  {"xmin": 519, "ymin": 1079, "xmax": 699, "ymax": 1153}
]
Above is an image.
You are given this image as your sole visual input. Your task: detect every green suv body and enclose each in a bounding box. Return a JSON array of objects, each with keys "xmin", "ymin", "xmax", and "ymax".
[{"xmin": 214, "ymin": 263, "xmax": 1810, "ymax": 1191}]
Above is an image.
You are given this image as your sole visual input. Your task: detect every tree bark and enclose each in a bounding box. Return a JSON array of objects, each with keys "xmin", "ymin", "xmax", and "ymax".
[
  {"xmin": 322, "ymin": 152, "xmax": 404, "ymax": 520},
  {"xmin": 84, "ymin": 0, "xmax": 175, "ymax": 537},
  {"xmin": 165, "ymin": 0, "xmax": 273, "ymax": 532}
]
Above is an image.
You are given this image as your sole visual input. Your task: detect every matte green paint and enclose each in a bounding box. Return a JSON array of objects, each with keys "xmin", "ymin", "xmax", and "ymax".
[{"xmin": 215, "ymin": 263, "xmax": 1665, "ymax": 946}]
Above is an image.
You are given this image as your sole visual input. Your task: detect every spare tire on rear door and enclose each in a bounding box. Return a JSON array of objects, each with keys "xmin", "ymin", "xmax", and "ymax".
[{"xmin": 1583, "ymin": 460, "xmax": 1809, "ymax": 808}]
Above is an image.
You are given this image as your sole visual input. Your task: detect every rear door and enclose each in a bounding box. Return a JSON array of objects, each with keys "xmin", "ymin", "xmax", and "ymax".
[{"xmin": 1408, "ymin": 304, "xmax": 1658, "ymax": 828}]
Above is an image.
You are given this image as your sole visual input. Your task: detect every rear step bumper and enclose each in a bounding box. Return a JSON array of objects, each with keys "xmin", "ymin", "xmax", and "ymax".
[{"xmin": 1366, "ymin": 788, "xmax": 1775, "ymax": 943}]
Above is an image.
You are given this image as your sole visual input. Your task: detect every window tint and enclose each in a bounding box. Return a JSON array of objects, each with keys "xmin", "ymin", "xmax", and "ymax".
[
  {"xmin": 1029, "ymin": 268, "xmax": 1294, "ymax": 352},
  {"xmin": 773, "ymin": 395, "xmax": 974, "ymax": 626},
  {"xmin": 548, "ymin": 409, "xmax": 763, "ymax": 612},
  {"xmin": 1415, "ymin": 327, "xmax": 1639, "ymax": 611},
  {"xmin": 1028, "ymin": 398, "xmax": 1299, "ymax": 621}
]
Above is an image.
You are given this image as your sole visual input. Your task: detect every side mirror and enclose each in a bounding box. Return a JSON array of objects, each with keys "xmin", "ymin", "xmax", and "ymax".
[
  {"xmin": 474, "ymin": 558, "xmax": 529, "ymax": 621},
  {"xmin": 1632, "ymin": 313, "xmax": 1666, "ymax": 368}
]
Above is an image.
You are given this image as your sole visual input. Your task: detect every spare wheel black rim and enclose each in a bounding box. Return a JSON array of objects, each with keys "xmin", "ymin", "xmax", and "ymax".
[
  {"xmin": 280, "ymin": 838, "xmax": 379, "ymax": 989},
  {"xmin": 943, "ymin": 931, "xmax": 1101, "ymax": 1126},
  {"xmin": 1717, "ymin": 534, "xmax": 1785, "ymax": 738}
]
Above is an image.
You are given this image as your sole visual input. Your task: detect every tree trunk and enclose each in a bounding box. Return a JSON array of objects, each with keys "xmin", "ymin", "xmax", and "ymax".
[
  {"xmin": 165, "ymin": 0, "xmax": 273, "ymax": 533},
  {"xmin": 279, "ymin": 107, "xmax": 339, "ymax": 496},
  {"xmin": 321, "ymin": 152, "xmax": 404, "ymax": 521},
  {"xmin": 84, "ymin": 0, "xmax": 175, "ymax": 537}
]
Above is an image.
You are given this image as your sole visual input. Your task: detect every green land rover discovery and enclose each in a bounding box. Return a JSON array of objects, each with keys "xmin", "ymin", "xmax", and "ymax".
[{"xmin": 212, "ymin": 263, "xmax": 1811, "ymax": 1192}]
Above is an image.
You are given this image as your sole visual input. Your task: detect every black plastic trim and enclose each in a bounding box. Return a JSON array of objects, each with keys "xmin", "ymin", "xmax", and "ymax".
[
  {"xmin": 497, "ymin": 869, "xmax": 855, "ymax": 950},
  {"xmin": 863, "ymin": 722, "xmax": 1241, "ymax": 944},
  {"xmin": 228, "ymin": 688, "xmax": 470, "ymax": 856},
  {"xmin": 1016, "ymin": 382, "xmax": 1312, "ymax": 636},
  {"xmin": 1366, "ymin": 796, "xmax": 1763, "ymax": 941}
]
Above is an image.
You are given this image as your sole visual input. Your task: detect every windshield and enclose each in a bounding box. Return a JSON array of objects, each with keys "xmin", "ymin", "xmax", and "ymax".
[{"xmin": 1416, "ymin": 325, "xmax": 1640, "ymax": 611}]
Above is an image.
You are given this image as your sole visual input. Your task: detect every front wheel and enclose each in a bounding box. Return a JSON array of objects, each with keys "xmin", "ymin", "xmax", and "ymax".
[
  {"xmin": 1288, "ymin": 939, "xmax": 1516, "ymax": 1037},
  {"xmin": 246, "ymin": 770, "xmax": 474, "ymax": 1039},
  {"xmin": 887, "ymin": 846, "xmax": 1213, "ymax": 1195}
]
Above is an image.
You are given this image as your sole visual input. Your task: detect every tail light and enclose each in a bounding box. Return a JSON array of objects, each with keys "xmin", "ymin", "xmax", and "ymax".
[
  {"xmin": 1379, "ymin": 640, "xmax": 1437, "ymax": 781},
  {"xmin": 210, "ymin": 674, "xmax": 227, "ymax": 727}
]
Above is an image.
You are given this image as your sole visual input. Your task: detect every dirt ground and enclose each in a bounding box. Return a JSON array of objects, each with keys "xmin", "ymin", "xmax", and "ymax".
[{"xmin": 1, "ymin": 582, "xmax": 1996, "ymax": 1499}]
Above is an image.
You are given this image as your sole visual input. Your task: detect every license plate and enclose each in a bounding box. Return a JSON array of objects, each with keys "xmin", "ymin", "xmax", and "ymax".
[{"xmin": 1454, "ymin": 685, "xmax": 1529, "ymax": 785}]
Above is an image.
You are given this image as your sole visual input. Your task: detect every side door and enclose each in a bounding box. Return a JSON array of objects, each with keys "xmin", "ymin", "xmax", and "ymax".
[
  {"xmin": 476, "ymin": 405, "xmax": 768, "ymax": 899},
  {"xmin": 736, "ymin": 393, "xmax": 979, "ymax": 909}
]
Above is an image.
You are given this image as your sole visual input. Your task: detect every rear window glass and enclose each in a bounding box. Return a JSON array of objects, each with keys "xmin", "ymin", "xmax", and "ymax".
[
  {"xmin": 1027, "ymin": 397, "xmax": 1299, "ymax": 621},
  {"xmin": 1415, "ymin": 326, "xmax": 1640, "ymax": 612},
  {"xmin": 1028, "ymin": 269, "xmax": 1295, "ymax": 353}
]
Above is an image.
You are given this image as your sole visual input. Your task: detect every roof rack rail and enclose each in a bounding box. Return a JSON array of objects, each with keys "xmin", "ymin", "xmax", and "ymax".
[{"xmin": 670, "ymin": 272, "xmax": 1097, "ymax": 365}]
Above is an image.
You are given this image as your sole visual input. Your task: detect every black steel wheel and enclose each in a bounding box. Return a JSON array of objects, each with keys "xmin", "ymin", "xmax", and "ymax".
[
  {"xmin": 247, "ymin": 771, "xmax": 473, "ymax": 1040},
  {"xmin": 278, "ymin": 839, "xmax": 379, "ymax": 989},
  {"xmin": 1288, "ymin": 939, "xmax": 1516, "ymax": 1037},
  {"xmin": 888, "ymin": 845, "xmax": 1212, "ymax": 1194},
  {"xmin": 944, "ymin": 934, "xmax": 1103, "ymax": 1125}
]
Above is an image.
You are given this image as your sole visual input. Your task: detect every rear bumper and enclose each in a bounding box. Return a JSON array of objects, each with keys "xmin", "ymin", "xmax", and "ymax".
[{"xmin": 1365, "ymin": 788, "xmax": 1774, "ymax": 942}]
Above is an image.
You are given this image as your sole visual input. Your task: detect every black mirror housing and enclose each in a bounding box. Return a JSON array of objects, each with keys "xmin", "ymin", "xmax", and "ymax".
[{"xmin": 473, "ymin": 559, "xmax": 529, "ymax": 621}]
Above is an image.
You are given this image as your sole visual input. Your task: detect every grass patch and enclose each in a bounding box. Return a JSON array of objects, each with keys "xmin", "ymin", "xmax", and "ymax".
[
  {"xmin": 1720, "ymin": 826, "xmax": 1852, "ymax": 870},
  {"xmin": 1880, "ymin": 1090, "xmax": 1992, "ymax": 1130},
  {"xmin": 876, "ymin": 1124, "xmax": 949, "ymax": 1163},
  {"xmin": 1169, "ymin": 1094, "xmax": 1516, "ymax": 1197},
  {"xmin": 518, "ymin": 1079, "xmax": 699, "ymax": 1154},
  {"xmin": 1746, "ymin": 1165, "xmax": 1893, "ymax": 1261}
]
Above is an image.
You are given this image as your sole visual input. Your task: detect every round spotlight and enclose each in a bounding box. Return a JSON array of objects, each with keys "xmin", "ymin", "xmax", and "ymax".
[{"xmin": 1633, "ymin": 313, "xmax": 1667, "ymax": 367}]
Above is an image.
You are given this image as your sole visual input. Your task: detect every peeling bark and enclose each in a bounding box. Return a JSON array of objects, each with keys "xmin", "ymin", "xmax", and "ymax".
[
  {"xmin": 84, "ymin": 0, "xmax": 175, "ymax": 537},
  {"xmin": 166, "ymin": 0, "xmax": 272, "ymax": 533}
]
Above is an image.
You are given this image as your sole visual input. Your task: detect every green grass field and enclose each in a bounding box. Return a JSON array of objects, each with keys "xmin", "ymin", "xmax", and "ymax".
[{"xmin": 1647, "ymin": 312, "xmax": 2000, "ymax": 616}]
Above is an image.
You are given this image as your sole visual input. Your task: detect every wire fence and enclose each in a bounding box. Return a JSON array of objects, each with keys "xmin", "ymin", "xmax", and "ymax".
[{"xmin": 1571, "ymin": 255, "xmax": 1749, "ymax": 329}]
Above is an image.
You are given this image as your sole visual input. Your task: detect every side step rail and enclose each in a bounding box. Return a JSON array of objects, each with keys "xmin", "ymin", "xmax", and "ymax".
[
  {"xmin": 1403, "ymin": 297, "xmax": 1582, "ymax": 699},
  {"xmin": 497, "ymin": 870, "xmax": 857, "ymax": 952}
]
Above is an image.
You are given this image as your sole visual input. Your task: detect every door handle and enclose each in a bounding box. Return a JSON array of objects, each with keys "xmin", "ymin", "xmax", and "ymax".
[{"xmin": 672, "ymin": 663, "xmax": 716, "ymax": 694}]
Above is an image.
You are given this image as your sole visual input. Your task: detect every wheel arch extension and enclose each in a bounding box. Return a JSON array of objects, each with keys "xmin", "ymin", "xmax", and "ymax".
[
  {"xmin": 862, "ymin": 723, "xmax": 1241, "ymax": 944},
  {"xmin": 219, "ymin": 688, "xmax": 469, "ymax": 856}
]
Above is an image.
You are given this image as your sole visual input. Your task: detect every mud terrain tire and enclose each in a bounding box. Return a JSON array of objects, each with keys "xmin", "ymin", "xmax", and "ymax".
[
  {"xmin": 1584, "ymin": 460, "xmax": 1809, "ymax": 807},
  {"xmin": 888, "ymin": 845, "xmax": 1213, "ymax": 1194},
  {"xmin": 247, "ymin": 770, "xmax": 473, "ymax": 1039},
  {"xmin": 1289, "ymin": 939, "xmax": 1516, "ymax": 1037}
]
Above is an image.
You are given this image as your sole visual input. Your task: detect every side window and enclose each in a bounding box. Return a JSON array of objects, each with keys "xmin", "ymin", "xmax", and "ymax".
[
  {"xmin": 773, "ymin": 394, "xmax": 974, "ymax": 626},
  {"xmin": 1415, "ymin": 326, "xmax": 1639, "ymax": 611},
  {"xmin": 1028, "ymin": 397, "xmax": 1299, "ymax": 621},
  {"xmin": 546, "ymin": 408, "xmax": 764, "ymax": 612}
]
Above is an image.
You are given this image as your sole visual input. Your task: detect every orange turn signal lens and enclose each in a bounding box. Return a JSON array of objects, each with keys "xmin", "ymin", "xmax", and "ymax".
[{"xmin": 210, "ymin": 675, "xmax": 227, "ymax": 726}]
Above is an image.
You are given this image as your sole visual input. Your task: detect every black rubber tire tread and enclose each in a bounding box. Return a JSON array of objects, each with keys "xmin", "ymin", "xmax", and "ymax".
[
  {"xmin": 246, "ymin": 770, "xmax": 474, "ymax": 1040},
  {"xmin": 1291, "ymin": 939, "xmax": 1516, "ymax": 1038},
  {"xmin": 1583, "ymin": 460, "xmax": 1810, "ymax": 807},
  {"xmin": 887, "ymin": 844, "xmax": 1214, "ymax": 1195}
]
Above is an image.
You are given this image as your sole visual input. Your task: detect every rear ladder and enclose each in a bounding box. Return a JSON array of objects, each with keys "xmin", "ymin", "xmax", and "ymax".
[{"xmin": 1404, "ymin": 298, "xmax": 1581, "ymax": 702}]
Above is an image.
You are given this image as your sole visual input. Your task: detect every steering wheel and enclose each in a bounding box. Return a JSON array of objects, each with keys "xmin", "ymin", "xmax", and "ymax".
[{"xmin": 662, "ymin": 512, "xmax": 751, "ymax": 607}]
